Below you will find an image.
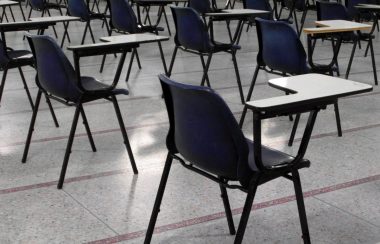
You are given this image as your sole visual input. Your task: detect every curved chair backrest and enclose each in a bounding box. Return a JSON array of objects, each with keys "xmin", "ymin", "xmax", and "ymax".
[
  {"xmin": 243, "ymin": 0, "xmax": 273, "ymax": 19},
  {"xmin": 26, "ymin": 34, "xmax": 82, "ymax": 102},
  {"xmin": 316, "ymin": 1, "xmax": 350, "ymax": 21},
  {"xmin": 0, "ymin": 40, "xmax": 9, "ymax": 66},
  {"xmin": 255, "ymin": 18, "xmax": 308, "ymax": 75},
  {"xmin": 108, "ymin": 0, "xmax": 138, "ymax": 33},
  {"xmin": 189, "ymin": 0, "xmax": 212, "ymax": 14},
  {"xmin": 67, "ymin": 0, "xmax": 90, "ymax": 21},
  {"xmin": 159, "ymin": 74, "xmax": 251, "ymax": 184},
  {"xmin": 171, "ymin": 6, "xmax": 212, "ymax": 52},
  {"xmin": 29, "ymin": 0, "xmax": 45, "ymax": 10},
  {"xmin": 346, "ymin": 0, "xmax": 370, "ymax": 20}
]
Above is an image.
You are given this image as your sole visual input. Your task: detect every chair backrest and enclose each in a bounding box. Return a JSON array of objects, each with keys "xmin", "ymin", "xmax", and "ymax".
[
  {"xmin": 29, "ymin": 0, "xmax": 45, "ymax": 10},
  {"xmin": 316, "ymin": 1, "xmax": 350, "ymax": 20},
  {"xmin": 243, "ymin": 0, "xmax": 273, "ymax": 19},
  {"xmin": 345, "ymin": 0, "xmax": 371, "ymax": 20},
  {"xmin": 67, "ymin": 0, "xmax": 90, "ymax": 20},
  {"xmin": 188, "ymin": 0, "xmax": 212, "ymax": 14},
  {"xmin": 171, "ymin": 6, "xmax": 212, "ymax": 52},
  {"xmin": 255, "ymin": 18, "xmax": 308, "ymax": 75},
  {"xmin": 26, "ymin": 34, "xmax": 82, "ymax": 102},
  {"xmin": 107, "ymin": 0, "xmax": 138, "ymax": 33},
  {"xmin": 159, "ymin": 74, "xmax": 251, "ymax": 184},
  {"xmin": 0, "ymin": 40, "xmax": 9, "ymax": 66}
]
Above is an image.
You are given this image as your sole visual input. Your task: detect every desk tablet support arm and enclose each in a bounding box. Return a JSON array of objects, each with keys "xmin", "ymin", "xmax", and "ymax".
[{"xmin": 250, "ymin": 102, "xmax": 325, "ymax": 172}]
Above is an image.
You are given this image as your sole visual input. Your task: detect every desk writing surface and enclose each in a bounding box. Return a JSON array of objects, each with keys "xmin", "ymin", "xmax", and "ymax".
[
  {"xmin": 100, "ymin": 34, "xmax": 170, "ymax": 44},
  {"xmin": 0, "ymin": 0, "xmax": 18, "ymax": 6},
  {"xmin": 29, "ymin": 16, "xmax": 81, "ymax": 22},
  {"xmin": 0, "ymin": 20, "xmax": 55, "ymax": 31},
  {"xmin": 356, "ymin": 3, "xmax": 380, "ymax": 9},
  {"xmin": 205, "ymin": 9, "xmax": 268, "ymax": 17},
  {"xmin": 303, "ymin": 20, "xmax": 371, "ymax": 34},
  {"xmin": 247, "ymin": 74, "xmax": 372, "ymax": 111}
]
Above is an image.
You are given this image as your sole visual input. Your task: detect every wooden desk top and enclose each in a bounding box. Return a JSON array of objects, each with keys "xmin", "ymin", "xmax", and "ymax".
[
  {"xmin": 99, "ymin": 33, "xmax": 170, "ymax": 44},
  {"xmin": 205, "ymin": 9, "xmax": 269, "ymax": 17},
  {"xmin": 0, "ymin": 0, "xmax": 18, "ymax": 6},
  {"xmin": 303, "ymin": 20, "xmax": 372, "ymax": 35},
  {"xmin": 29, "ymin": 16, "xmax": 81, "ymax": 22},
  {"xmin": 246, "ymin": 74, "xmax": 372, "ymax": 112},
  {"xmin": 356, "ymin": 3, "xmax": 380, "ymax": 10}
]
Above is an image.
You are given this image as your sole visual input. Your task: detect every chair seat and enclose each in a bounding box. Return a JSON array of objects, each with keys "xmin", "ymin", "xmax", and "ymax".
[
  {"xmin": 247, "ymin": 139, "xmax": 310, "ymax": 172},
  {"xmin": 81, "ymin": 76, "xmax": 129, "ymax": 102},
  {"xmin": 138, "ymin": 25, "xmax": 164, "ymax": 33},
  {"xmin": 212, "ymin": 41, "xmax": 241, "ymax": 52},
  {"xmin": 7, "ymin": 50, "xmax": 34, "ymax": 68},
  {"xmin": 89, "ymin": 12, "xmax": 107, "ymax": 20},
  {"xmin": 45, "ymin": 2, "xmax": 65, "ymax": 9}
]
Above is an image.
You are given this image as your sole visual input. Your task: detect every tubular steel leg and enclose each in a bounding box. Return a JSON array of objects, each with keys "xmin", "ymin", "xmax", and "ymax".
[
  {"xmin": 135, "ymin": 48, "xmax": 142, "ymax": 69},
  {"xmin": 111, "ymin": 95, "xmax": 138, "ymax": 174},
  {"xmin": 144, "ymin": 153, "xmax": 173, "ymax": 244},
  {"xmin": 288, "ymin": 113, "xmax": 301, "ymax": 146},
  {"xmin": 167, "ymin": 46, "xmax": 178, "ymax": 77},
  {"xmin": 80, "ymin": 105, "xmax": 97, "ymax": 152},
  {"xmin": 22, "ymin": 90, "xmax": 42, "ymax": 163},
  {"xmin": 100, "ymin": 54, "xmax": 106, "ymax": 73},
  {"xmin": 239, "ymin": 65, "xmax": 259, "ymax": 128},
  {"xmin": 0, "ymin": 68, "xmax": 8, "ymax": 105},
  {"xmin": 234, "ymin": 177, "xmax": 260, "ymax": 244},
  {"xmin": 345, "ymin": 39, "xmax": 357, "ymax": 79},
  {"xmin": 200, "ymin": 54, "xmax": 211, "ymax": 87},
  {"xmin": 88, "ymin": 23, "xmax": 96, "ymax": 43},
  {"xmin": 18, "ymin": 67, "xmax": 34, "ymax": 109},
  {"xmin": 200, "ymin": 53, "xmax": 212, "ymax": 87},
  {"xmin": 292, "ymin": 170, "xmax": 311, "ymax": 244},
  {"xmin": 231, "ymin": 51, "xmax": 245, "ymax": 104},
  {"xmin": 369, "ymin": 38, "xmax": 378, "ymax": 85},
  {"xmin": 334, "ymin": 101, "xmax": 342, "ymax": 137},
  {"xmin": 81, "ymin": 22, "xmax": 89, "ymax": 44},
  {"xmin": 219, "ymin": 183, "xmax": 236, "ymax": 235},
  {"xmin": 125, "ymin": 51, "xmax": 134, "ymax": 82},
  {"xmin": 57, "ymin": 105, "xmax": 81, "ymax": 189},
  {"xmin": 45, "ymin": 94, "xmax": 59, "ymax": 128}
]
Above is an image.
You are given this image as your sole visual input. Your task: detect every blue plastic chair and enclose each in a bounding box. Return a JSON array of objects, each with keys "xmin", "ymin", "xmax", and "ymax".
[
  {"xmin": 145, "ymin": 74, "xmax": 315, "ymax": 244},
  {"xmin": 99, "ymin": 0, "xmax": 164, "ymax": 80},
  {"xmin": 67, "ymin": 0, "xmax": 110, "ymax": 44},
  {"xmin": 22, "ymin": 34, "xmax": 138, "ymax": 189},
  {"xmin": 169, "ymin": 6, "xmax": 245, "ymax": 104},
  {"xmin": 240, "ymin": 18, "xmax": 342, "ymax": 146},
  {"xmin": 316, "ymin": 1, "xmax": 377, "ymax": 85}
]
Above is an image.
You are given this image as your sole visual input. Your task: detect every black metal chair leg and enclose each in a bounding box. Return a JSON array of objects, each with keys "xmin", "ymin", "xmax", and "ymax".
[
  {"xmin": 111, "ymin": 95, "xmax": 138, "ymax": 174},
  {"xmin": 22, "ymin": 90, "xmax": 42, "ymax": 163},
  {"xmin": 364, "ymin": 41, "xmax": 370, "ymax": 57},
  {"xmin": 239, "ymin": 65, "xmax": 259, "ymax": 128},
  {"xmin": 18, "ymin": 67, "xmax": 34, "ymax": 109},
  {"xmin": 234, "ymin": 177, "xmax": 260, "ymax": 244},
  {"xmin": 8, "ymin": 6, "xmax": 16, "ymax": 22},
  {"xmin": 288, "ymin": 113, "xmax": 301, "ymax": 146},
  {"xmin": 162, "ymin": 7, "xmax": 171, "ymax": 35},
  {"xmin": 231, "ymin": 51, "xmax": 245, "ymax": 104},
  {"xmin": 368, "ymin": 38, "xmax": 378, "ymax": 85},
  {"xmin": 200, "ymin": 53, "xmax": 212, "ymax": 87},
  {"xmin": 125, "ymin": 51, "xmax": 135, "ymax": 82},
  {"xmin": 200, "ymin": 54, "xmax": 211, "ymax": 87},
  {"xmin": 298, "ymin": 9, "xmax": 307, "ymax": 37},
  {"xmin": 219, "ymin": 183, "xmax": 236, "ymax": 235},
  {"xmin": 168, "ymin": 46, "xmax": 178, "ymax": 77},
  {"xmin": 47, "ymin": 9, "xmax": 59, "ymax": 38},
  {"xmin": 79, "ymin": 105, "xmax": 97, "ymax": 152},
  {"xmin": 0, "ymin": 68, "xmax": 8, "ymax": 105},
  {"xmin": 134, "ymin": 48, "xmax": 142, "ymax": 69},
  {"xmin": 81, "ymin": 22, "xmax": 89, "ymax": 44},
  {"xmin": 57, "ymin": 104, "xmax": 81, "ymax": 189},
  {"xmin": 44, "ymin": 94, "xmax": 59, "ymax": 127},
  {"xmin": 88, "ymin": 23, "xmax": 96, "ymax": 43},
  {"xmin": 144, "ymin": 153, "xmax": 173, "ymax": 244},
  {"xmin": 99, "ymin": 54, "xmax": 106, "ymax": 73},
  {"xmin": 334, "ymin": 101, "xmax": 342, "ymax": 137},
  {"xmin": 292, "ymin": 170, "xmax": 311, "ymax": 244},
  {"xmin": 345, "ymin": 39, "xmax": 357, "ymax": 79}
]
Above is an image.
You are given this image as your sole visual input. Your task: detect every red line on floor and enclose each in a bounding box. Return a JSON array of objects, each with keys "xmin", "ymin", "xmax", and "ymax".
[{"xmin": 86, "ymin": 174, "xmax": 380, "ymax": 244}]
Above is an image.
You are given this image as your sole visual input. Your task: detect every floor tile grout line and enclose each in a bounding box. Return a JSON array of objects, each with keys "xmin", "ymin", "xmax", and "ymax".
[
  {"xmin": 62, "ymin": 189, "xmax": 121, "ymax": 236},
  {"xmin": 311, "ymin": 195, "xmax": 380, "ymax": 229},
  {"xmin": 85, "ymin": 174, "xmax": 380, "ymax": 244}
]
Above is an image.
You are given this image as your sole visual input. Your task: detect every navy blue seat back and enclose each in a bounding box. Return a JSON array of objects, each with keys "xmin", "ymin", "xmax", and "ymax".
[
  {"xmin": 171, "ymin": 6, "xmax": 212, "ymax": 52},
  {"xmin": 159, "ymin": 74, "xmax": 251, "ymax": 183},
  {"xmin": 189, "ymin": 0, "xmax": 212, "ymax": 14},
  {"xmin": 255, "ymin": 18, "xmax": 308, "ymax": 74},
  {"xmin": 346, "ymin": 0, "xmax": 371, "ymax": 20},
  {"xmin": 243, "ymin": 0, "xmax": 273, "ymax": 19},
  {"xmin": 29, "ymin": 0, "xmax": 45, "ymax": 10},
  {"xmin": 26, "ymin": 35, "xmax": 82, "ymax": 102},
  {"xmin": 68, "ymin": 0, "xmax": 90, "ymax": 20},
  {"xmin": 317, "ymin": 1, "xmax": 350, "ymax": 20},
  {"xmin": 108, "ymin": 0, "xmax": 138, "ymax": 33}
]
